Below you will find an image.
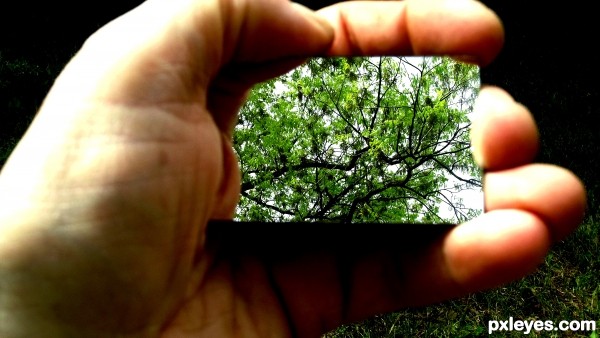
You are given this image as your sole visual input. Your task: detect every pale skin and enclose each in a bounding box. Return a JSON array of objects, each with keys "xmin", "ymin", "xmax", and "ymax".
[{"xmin": 0, "ymin": 0, "xmax": 586, "ymax": 337}]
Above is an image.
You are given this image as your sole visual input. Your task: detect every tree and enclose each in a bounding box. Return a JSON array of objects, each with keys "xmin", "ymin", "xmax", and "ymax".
[{"xmin": 234, "ymin": 56, "xmax": 481, "ymax": 223}]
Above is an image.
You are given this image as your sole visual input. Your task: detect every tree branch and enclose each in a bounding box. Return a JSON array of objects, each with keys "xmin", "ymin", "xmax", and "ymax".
[{"xmin": 241, "ymin": 146, "xmax": 370, "ymax": 192}]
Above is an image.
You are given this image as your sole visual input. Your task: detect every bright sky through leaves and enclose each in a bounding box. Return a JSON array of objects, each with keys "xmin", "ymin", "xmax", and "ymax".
[{"xmin": 234, "ymin": 56, "xmax": 482, "ymax": 223}]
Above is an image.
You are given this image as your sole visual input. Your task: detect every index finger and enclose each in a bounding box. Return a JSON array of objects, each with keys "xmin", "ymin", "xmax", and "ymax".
[{"xmin": 317, "ymin": 0, "xmax": 504, "ymax": 66}]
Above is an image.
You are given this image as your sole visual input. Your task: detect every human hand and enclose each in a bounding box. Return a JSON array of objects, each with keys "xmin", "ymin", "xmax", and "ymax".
[{"xmin": 0, "ymin": 0, "xmax": 586, "ymax": 337}]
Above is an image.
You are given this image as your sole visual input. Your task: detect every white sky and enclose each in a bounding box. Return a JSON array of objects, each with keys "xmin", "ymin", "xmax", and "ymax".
[{"xmin": 438, "ymin": 175, "xmax": 484, "ymax": 221}]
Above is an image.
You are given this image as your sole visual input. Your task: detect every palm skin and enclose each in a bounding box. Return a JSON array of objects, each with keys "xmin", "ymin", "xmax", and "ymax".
[{"xmin": 0, "ymin": 0, "xmax": 585, "ymax": 337}]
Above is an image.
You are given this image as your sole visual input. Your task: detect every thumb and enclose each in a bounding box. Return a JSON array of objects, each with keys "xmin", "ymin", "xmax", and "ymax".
[
  {"xmin": 206, "ymin": 0, "xmax": 335, "ymax": 133},
  {"xmin": 222, "ymin": 1, "xmax": 334, "ymax": 64},
  {"xmin": 44, "ymin": 0, "xmax": 334, "ymax": 117}
]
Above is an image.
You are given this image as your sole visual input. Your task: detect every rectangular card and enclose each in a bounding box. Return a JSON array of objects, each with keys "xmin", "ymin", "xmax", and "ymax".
[{"xmin": 231, "ymin": 56, "xmax": 482, "ymax": 226}]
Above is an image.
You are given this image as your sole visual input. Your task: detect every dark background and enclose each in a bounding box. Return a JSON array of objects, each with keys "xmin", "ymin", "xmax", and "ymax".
[{"xmin": 1, "ymin": 1, "xmax": 597, "ymax": 214}]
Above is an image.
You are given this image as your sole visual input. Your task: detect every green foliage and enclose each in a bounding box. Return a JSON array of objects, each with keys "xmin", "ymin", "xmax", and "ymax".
[{"xmin": 234, "ymin": 56, "xmax": 481, "ymax": 223}]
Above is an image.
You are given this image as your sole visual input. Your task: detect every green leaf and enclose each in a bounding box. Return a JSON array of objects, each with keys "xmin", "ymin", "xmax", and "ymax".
[{"xmin": 235, "ymin": 57, "xmax": 480, "ymax": 223}]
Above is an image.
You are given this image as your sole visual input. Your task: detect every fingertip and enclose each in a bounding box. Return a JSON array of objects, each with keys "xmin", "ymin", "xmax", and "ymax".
[
  {"xmin": 470, "ymin": 86, "xmax": 539, "ymax": 170},
  {"xmin": 556, "ymin": 170, "xmax": 588, "ymax": 240},
  {"xmin": 444, "ymin": 210, "xmax": 550, "ymax": 292},
  {"xmin": 484, "ymin": 164, "xmax": 587, "ymax": 242}
]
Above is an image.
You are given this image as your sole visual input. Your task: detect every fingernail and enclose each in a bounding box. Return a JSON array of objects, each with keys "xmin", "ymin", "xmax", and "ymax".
[
  {"xmin": 470, "ymin": 143, "xmax": 486, "ymax": 169},
  {"xmin": 470, "ymin": 92, "xmax": 488, "ymax": 169},
  {"xmin": 470, "ymin": 86, "xmax": 502, "ymax": 169},
  {"xmin": 473, "ymin": 85, "xmax": 513, "ymax": 116}
]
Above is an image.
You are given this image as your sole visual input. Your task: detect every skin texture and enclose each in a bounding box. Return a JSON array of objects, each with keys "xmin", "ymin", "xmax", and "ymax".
[{"xmin": 0, "ymin": 0, "xmax": 586, "ymax": 337}]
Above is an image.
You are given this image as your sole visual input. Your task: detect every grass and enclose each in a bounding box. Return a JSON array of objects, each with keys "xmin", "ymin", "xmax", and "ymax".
[{"xmin": 324, "ymin": 213, "xmax": 599, "ymax": 337}]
